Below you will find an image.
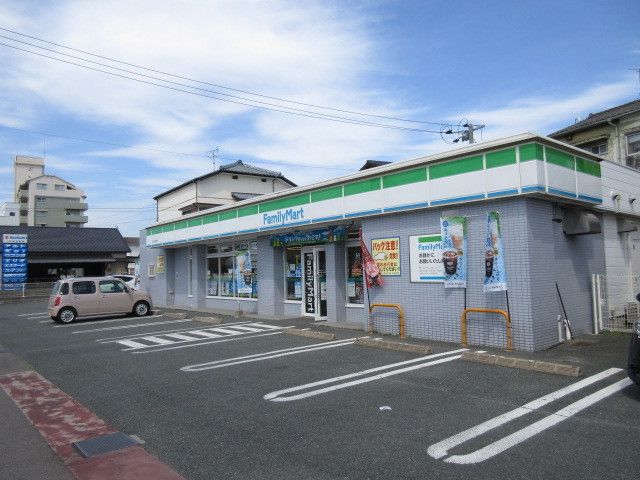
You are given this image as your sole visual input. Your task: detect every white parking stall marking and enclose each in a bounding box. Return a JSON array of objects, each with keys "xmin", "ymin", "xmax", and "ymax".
[
  {"xmin": 182, "ymin": 338, "xmax": 361, "ymax": 372},
  {"xmin": 107, "ymin": 322, "xmax": 285, "ymax": 352},
  {"xmin": 427, "ymin": 368, "xmax": 629, "ymax": 464},
  {"xmin": 95, "ymin": 321, "xmax": 255, "ymax": 342},
  {"xmin": 131, "ymin": 331, "xmax": 283, "ymax": 354},
  {"xmin": 19, "ymin": 312, "xmax": 48, "ymax": 316},
  {"xmin": 55, "ymin": 314, "xmax": 164, "ymax": 328},
  {"xmin": 71, "ymin": 319, "xmax": 191, "ymax": 334},
  {"xmin": 264, "ymin": 348, "xmax": 467, "ymax": 402}
]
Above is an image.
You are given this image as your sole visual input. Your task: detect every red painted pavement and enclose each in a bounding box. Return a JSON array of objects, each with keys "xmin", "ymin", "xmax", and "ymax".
[{"xmin": 0, "ymin": 370, "xmax": 185, "ymax": 480}]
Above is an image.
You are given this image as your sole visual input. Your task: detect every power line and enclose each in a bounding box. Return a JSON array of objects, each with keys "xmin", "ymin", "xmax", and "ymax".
[
  {"xmin": 0, "ymin": 124, "xmax": 207, "ymax": 158},
  {"xmin": 0, "ymin": 40, "xmax": 442, "ymax": 133},
  {"xmin": 0, "ymin": 27, "xmax": 451, "ymax": 127}
]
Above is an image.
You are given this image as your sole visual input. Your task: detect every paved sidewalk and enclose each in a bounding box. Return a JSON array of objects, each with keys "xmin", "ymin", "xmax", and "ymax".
[{"xmin": 0, "ymin": 347, "xmax": 75, "ymax": 480}]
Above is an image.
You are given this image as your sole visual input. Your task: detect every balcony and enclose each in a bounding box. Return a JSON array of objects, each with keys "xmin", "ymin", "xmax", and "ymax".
[{"xmin": 64, "ymin": 214, "xmax": 88, "ymax": 224}]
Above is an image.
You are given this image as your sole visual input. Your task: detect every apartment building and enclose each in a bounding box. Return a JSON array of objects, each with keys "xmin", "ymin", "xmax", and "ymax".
[
  {"xmin": 549, "ymin": 98, "xmax": 640, "ymax": 170},
  {"xmin": 13, "ymin": 156, "xmax": 88, "ymax": 227}
]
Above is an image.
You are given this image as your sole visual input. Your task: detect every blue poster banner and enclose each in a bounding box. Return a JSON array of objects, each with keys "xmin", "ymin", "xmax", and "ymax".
[
  {"xmin": 483, "ymin": 211, "xmax": 507, "ymax": 292},
  {"xmin": 235, "ymin": 249, "xmax": 253, "ymax": 295},
  {"xmin": 440, "ymin": 216, "xmax": 467, "ymax": 288},
  {"xmin": 2, "ymin": 234, "xmax": 28, "ymax": 288}
]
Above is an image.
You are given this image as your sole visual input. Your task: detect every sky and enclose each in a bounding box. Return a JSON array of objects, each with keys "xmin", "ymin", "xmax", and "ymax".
[{"xmin": 0, "ymin": 0, "xmax": 638, "ymax": 235}]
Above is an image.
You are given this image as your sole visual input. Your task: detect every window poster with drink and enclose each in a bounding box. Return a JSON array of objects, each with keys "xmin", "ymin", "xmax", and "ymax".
[
  {"xmin": 440, "ymin": 216, "xmax": 467, "ymax": 288},
  {"xmin": 483, "ymin": 211, "xmax": 507, "ymax": 292},
  {"xmin": 371, "ymin": 237, "xmax": 401, "ymax": 276},
  {"xmin": 235, "ymin": 249, "xmax": 253, "ymax": 294}
]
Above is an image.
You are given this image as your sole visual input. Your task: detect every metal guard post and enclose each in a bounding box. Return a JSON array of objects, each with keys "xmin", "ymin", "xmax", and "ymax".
[
  {"xmin": 461, "ymin": 308, "xmax": 512, "ymax": 351},
  {"xmin": 369, "ymin": 303, "xmax": 405, "ymax": 339}
]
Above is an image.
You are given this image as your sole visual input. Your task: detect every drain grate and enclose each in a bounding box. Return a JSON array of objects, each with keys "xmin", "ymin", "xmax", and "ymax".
[{"xmin": 73, "ymin": 432, "xmax": 139, "ymax": 458}]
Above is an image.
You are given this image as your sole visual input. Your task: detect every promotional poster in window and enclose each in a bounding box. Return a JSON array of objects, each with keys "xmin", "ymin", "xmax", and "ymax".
[
  {"xmin": 440, "ymin": 216, "xmax": 467, "ymax": 288},
  {"xmin": 483, "ymin": 211, "xmax": 507, "ymax": 292},
  {"xmin": 235, "ymin": 249, "xmax": 253, "ymax": 294}
]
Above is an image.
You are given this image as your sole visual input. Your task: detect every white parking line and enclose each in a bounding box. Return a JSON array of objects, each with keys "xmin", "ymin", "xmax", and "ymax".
[
  {"xmin": 444, "ymin": 377, "xmax": 633, "ymax": 464},
  {"xmin": 131, "ymin": 331, "xmax": 284, "ymax": 354},
  {"xmin": 27, "ymin": 315, "xmax": 52, "ymax": 319},
  {"xmin": 95, "ymin": 321, "xmax": 256, "ymax": 342},
  {"xmin": 70, "ymin": 319, "xmax": 191, "ymax": 333},
  {"xmin": 54, "ymin": 314, "xmax": 164, "ymax": 328},
  {"xmin": 18, "ymin": 312, "xmax": 48, "ymax": 316},
  {"xmin": 264, "ymin": 348, "xmax": 467, "ymax": 402},
  {"xmin": 182, "ymin": 338, "xmax": 360, "ymax": 372},
  {"xmin": 427, "ymin": 367, "xmax": 623, "ymax": 460}
]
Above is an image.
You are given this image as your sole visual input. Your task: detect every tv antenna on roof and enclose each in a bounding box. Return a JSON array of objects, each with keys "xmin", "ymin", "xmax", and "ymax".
[{"xmin": 208, "ymin": 147, "xmax": 219, "ymax": 170}]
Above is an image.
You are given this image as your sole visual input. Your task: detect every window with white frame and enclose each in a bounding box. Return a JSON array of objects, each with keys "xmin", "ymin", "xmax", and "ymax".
[
  {"xmin": 582, "ymin": 141, "xmax": 607, "ymax": 155},
  {"xmin": 284, "ymin": 246, "xmax": 302, "ymax": 301},
  {"xmin": 36, "ymin": 196, "xmax": 46, "ymax": 203},
  {"xmin": 206, "ymin": 242, "xmax": 258, "ymax": 298},
  {"xmin": 627, "ymin": 132, "xmax": 640, "ymax": 170},
  {"xmin": 36, "ymin": 210, "xmax": 47, "ymax": 217},
  {"xmin": 36, "ymin": 183, "xmax": 47, "ymax": 190},
  {"xmin": 54, "ymin": 184, "xmax": 65, "ymax": 191},
  {"xmin": 345, "ymin": 242, "xmax": 364, "ymax": 304}
]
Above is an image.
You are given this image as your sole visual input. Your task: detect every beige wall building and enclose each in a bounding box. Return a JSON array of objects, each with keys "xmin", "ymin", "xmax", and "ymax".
[
  {"xmin": 13, "ymin": 156, "xmax": 88, "ymax": 227},
  {"xmin": 549, "ymin": 98, "xmax": 640, "ymax": 169},
  {"xmin": 154, "ymin": 160, "xmax": 296, "ymax": 222}
]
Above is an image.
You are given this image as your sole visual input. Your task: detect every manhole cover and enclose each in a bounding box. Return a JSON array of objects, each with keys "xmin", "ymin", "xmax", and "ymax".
[{"xmin": 73, "ymin": 432, "xmax": 138, "ymax": 458}]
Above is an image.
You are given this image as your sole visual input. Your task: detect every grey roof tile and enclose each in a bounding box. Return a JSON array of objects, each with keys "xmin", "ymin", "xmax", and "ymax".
[
  {"xmin": 0, "ymin": 226, "xmax": 130, "ymax": 253},
  {"xmin": 550, "ymin": 99, "xmax": 640, "ymax": 137}
]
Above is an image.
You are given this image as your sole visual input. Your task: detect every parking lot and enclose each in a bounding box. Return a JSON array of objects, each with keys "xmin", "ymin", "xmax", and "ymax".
[{"xmin": 1, "ymin": 301, "xmax": 639, "ymax": 480}]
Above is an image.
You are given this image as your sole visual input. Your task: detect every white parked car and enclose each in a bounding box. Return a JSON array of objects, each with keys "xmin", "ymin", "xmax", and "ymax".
[{"xmin": 113, "ymin": 274, "xmax": 139, "ymax": 290}]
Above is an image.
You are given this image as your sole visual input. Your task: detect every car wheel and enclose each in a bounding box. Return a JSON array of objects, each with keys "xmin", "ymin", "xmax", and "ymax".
[
  {"xmin": 56, "ymin": 307, "xmax": 76, "ymax": 324},
  {"xmin": 133, "ymin": 301, "xmax": 150, "ymax": 317}
]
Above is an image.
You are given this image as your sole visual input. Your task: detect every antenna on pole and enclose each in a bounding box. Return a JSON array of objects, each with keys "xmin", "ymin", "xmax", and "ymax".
[
  {"xmin": 630, "ymin": 68, "xmax": 640, "ymax": 97},
  {"xmin": 209, "ymin": 147, "xmax": 219, "ymax": 170}
]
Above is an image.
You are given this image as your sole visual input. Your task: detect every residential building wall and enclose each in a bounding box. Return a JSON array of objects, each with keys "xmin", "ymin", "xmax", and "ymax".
[
  {"xmin": 20, "ymin": 175, "xmax": 88, "ymax": 227},
  {"xmin": 13, "ymin": 156, "xmax": 44, "ymax": 200},
  {"xmin": 0, "ymin": 202, "xmax": 19, "ymax": 226},
  {"xmin": 156, "ymin": 173, "xmax": 292, "ymax": 222}
]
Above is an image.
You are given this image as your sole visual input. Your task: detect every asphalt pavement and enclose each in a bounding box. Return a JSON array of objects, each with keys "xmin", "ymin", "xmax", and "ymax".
[{"xmin": 0, "ymin": 300, "xmax": 638, "ymax": 480}]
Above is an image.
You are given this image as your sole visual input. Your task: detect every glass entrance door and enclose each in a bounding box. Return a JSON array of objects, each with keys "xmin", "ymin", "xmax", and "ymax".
[{"xmin": 302, "ymin": 247, "xmax": 327, "ymax": 320}]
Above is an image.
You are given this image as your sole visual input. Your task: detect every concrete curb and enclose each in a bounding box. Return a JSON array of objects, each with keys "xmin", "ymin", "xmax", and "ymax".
[
  {"xmin": 283, "ymin": 328, "xmax": 336, "ymax": 341},
  {"xmin": 461, "ymin": 351, "xmax": 581, "ymax": 377},
  {"xmin": 353, "ymin": 337, "xmax": 432, "ymax": 355},
  {"xmin": 191, "ymin": 316, "xmax": 223, "ymax": 325},
  {"xmin": 163, "ymin": 312, "xmax": 187, "ymax": 319}
]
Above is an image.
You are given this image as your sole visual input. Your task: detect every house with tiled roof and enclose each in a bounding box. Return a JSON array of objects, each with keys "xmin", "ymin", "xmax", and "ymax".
[
  {"xmin": 153, "ymin": 160, "xmax": 296, "ymax": 222},
  {"xmin": 549, "ymin": 98, "xmax": 640, "ymax": 170}
]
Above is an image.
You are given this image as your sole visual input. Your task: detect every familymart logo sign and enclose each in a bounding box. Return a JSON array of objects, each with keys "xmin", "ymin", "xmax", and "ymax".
[{"xmin": 263, "ymin": 207, "xmax": 305, "ymax": 227}]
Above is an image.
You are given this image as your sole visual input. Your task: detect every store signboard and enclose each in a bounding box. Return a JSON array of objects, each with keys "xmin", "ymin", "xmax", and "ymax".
[
  {"xmin": 270, "ymin": 226, "xmax": 346, "ymax": 247},
  {"xmin": 409, "ymin": 234, "xmax": 444, "ymax": 282},
  {"xmin": 483, "ymin": 211, "xmax": 507, "ymax": 292},
  {"xmin": 2, "ymin": 234, "xmax": 28, "ymax": 289},
  {"xmin": 304, "ymin": 252, "xmax": 315, "ymax": 314},
  {"xmin": 440, "ymin": 216, "xmax": 467, "ymax": 288},
  {"xmin": 371, "ymin": 237, "xmax": 401, "ymax": 276},
  {"xmin": 156, "ymin": 256, "xmax": 165, "ymax": 274}
]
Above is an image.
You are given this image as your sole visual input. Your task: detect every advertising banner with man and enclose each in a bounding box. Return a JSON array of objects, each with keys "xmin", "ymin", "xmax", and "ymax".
[
  {"xmin": 483, "ymin": 211, "xmax": 507, "ymax": 292},
  {"xmin": 440, "ymin": 216, "xmax": 467, "ymax": 288}
]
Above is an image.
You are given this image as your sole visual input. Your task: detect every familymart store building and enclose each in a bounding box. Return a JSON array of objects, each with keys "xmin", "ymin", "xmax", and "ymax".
[{"xmin": 140, "ymin": 133, "xmax": 639, "ymax": 351}]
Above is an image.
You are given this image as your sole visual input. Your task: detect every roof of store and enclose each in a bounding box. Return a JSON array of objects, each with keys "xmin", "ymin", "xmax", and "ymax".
[
  {"xmin": 0, "ymin": 226, "xmax": 130, "ymax": 253},
  {"xmin": 153, "ymin": 160, "xmax": 297, "ymax": 200},
  {"xmin": 147, "ymin": 132, "xmax": 603, "ymax": 230},
  {"xmin": 549, "ymin": 99, "xmax": 640, "ymax": 138}
]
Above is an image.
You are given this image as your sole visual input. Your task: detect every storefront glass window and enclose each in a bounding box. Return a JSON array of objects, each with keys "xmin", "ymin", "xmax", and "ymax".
[
  {"xmin": 206, "ymin": 257, "xmax": 219, "ymax": 296},
  {"xmin": 284, "ymin": 246, "xmax": 302, "ymax": 301},
  {"xmin": 346, "ymin": 244, "xmax": 364, "ymax": 304},
  {"xmin": 206, "ymin": 242, "xmax": 258, "ymax": 299},
  {"xmin": 219, "ymin": 255, "xmax": 235, "ymax": 297}
]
